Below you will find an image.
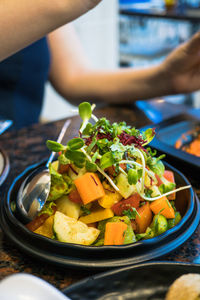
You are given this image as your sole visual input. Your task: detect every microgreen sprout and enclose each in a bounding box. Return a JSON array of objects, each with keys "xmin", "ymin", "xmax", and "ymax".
[
  {"xmin": 65, "ymin": 149, "xmax": 86, "ymax": 168},
  {"xmin": 67, "ymin": 138, "xmax": 84, "ymax": 150},
  {"xmin": 142, "ymin": 128, "xmax": 155, "ymax": 146},
  {"xmin": 100, "ymin": 152, "xmax": 115, "ymax": 170},
  {"xmin": 79, "ymin": 102, "xmax": 92, "ymax": 133},
  {"xmin": 86, "ymin": 160, "xmax": 97, "ymax": 172},
  {"xmin": 46, "ymin": 140, "xmax": 66, "ymax": 152}
]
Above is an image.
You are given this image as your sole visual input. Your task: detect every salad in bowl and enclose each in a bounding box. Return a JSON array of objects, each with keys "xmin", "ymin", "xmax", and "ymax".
[{"xmin": 26, "ymin": 102, "xmax": 190, "ymax": 247}]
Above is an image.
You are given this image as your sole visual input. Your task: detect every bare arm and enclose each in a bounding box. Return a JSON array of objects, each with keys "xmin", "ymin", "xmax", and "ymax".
[
  {"xmin": 0, "ymin": 0, "xmax": 101, "ymax": 61},
  {"xmin": 48, "ymin": 24, "xmax": 168, "ymax": 104},
  {"xmin": 49, "ymin": 25, "xmax": 200, "ymax": 104}
]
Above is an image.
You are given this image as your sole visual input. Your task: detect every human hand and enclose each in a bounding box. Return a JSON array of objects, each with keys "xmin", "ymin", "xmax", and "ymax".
[{"xmin": 161, "ymin": 32, "xmax": 200, "ymax": 94}]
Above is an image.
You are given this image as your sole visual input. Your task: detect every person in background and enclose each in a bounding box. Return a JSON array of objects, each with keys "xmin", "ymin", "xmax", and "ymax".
[{"xmin": 1, "ymin": 1, "xmax": 200, "ymax": 129}]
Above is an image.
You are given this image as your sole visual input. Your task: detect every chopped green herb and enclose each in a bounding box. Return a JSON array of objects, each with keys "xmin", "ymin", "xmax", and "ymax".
[
  {"xmin": 123, "ymin": 207, "xmax": 140, "ymax": 220},
  {"xmin": 81, "ymin": 206, "xmax": 91, "ymax": 216}
]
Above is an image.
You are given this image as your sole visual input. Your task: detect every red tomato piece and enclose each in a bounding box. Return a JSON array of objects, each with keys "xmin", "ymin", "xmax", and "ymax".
[
  {"xmin": 68, "ymin": 188, "xmax": 83, "ymax": 204},
  {"xmin": 111, "ymin": 193, "xmax": 141, "ymax": 216}
]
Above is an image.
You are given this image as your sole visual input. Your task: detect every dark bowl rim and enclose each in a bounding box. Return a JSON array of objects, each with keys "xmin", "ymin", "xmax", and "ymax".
[{"xmin": 4, "ymin": 159, "xmax": 195, "ymax": 252}]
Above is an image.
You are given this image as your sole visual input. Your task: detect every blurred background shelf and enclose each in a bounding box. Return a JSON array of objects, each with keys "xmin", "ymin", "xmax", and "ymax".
[
  {"xmin": 120, "ymin": 3, "xmax": 200, "ymax": 22},
  {"xmin": 119, "ymin": 0, "xmax": 200, "ymax": 107}
]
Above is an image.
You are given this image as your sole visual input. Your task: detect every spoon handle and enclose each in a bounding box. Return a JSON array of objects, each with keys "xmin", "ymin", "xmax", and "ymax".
[
  {"xmin": 0, "ymin": 119, "xmax": 13, "ymax": 134},
  {"xmin": 46, "ymin": 119, "xmax": 71, "ymax": 167}
]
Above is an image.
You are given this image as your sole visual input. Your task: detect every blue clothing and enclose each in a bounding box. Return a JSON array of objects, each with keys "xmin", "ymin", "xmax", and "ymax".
[{"xmin": 0, "ymin": 38, "xmax": 51, "ymax": 129}]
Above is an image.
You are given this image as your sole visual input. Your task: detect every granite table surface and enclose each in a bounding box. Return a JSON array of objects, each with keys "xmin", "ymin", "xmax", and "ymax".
[{"xmin": 0, "ymin": 104, "xmax": 200, "ymax": 291}]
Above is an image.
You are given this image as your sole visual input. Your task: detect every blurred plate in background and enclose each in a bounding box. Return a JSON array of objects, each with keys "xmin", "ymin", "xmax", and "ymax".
[
  {"xmin": 141, "ymin": 113, "xmax": 200, "ymax": 177},
  {"xmin": 64, "ymin": 261, "xmax": 200, "ymax": 300}
]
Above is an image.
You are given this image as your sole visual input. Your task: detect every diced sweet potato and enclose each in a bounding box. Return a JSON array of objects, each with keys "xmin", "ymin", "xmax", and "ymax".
[
  {"xmin": 104, "ymin": 222, "xmax": 128, "ymax": 245},
  {"xmin": 74, "ymin": 172, "xmax": 105, "ymax": 205},
  {"xmin": 135, "ymin": 202, "xmax": 152, "ymax": 233},
  {"xmin": 150, "ymin": 196, "xmax": 175, "ymax": 219}
]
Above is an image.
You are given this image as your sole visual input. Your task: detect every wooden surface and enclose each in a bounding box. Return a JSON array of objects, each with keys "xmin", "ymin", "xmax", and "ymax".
[{"xmin": 0, "ymin": 104, "xmax": 200, "ymax": 291}]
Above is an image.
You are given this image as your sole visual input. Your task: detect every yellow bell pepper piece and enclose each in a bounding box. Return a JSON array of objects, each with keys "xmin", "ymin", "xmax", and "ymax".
[
  {"xmin": 34, "ymin": 215, "xmax": 54, "ymax": 238},
  {"xmin": 79, "ymin": 208, "xmax": 114, "ymax": 224},
  {"xmin": 98, "ymin": 182, "xmax": 122, "ymax": 208}
]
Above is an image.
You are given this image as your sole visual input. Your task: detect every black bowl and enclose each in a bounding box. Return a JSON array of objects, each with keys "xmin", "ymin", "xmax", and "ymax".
[
  {"xmin": 0, "ymin": 147, "xmax": 10, "ymax": 186},
  {"xmin": 0, "ymin": 160, "xmax": 199, "ymax": 270},
  {"xmin": 64, "ymin": 261, "xmax": 200, "ymax": 299}
]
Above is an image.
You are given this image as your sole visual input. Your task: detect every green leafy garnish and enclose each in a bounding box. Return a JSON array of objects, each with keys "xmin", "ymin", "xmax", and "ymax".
[
  {"xmin": 48, "ymin": 164, "xmax": 71, "ymax": 201},
  {"xmin": 148, "ymin": 156, "xmax": 165, "ymax": 177},
  {"xmin": 65, "ymin": 149, "xmax": 86, "ymax": 168},
  {"xmin": 82, "ymin": 123, "xmax": 93, "ymax": 135},
  {"xmin": 159, "ymin": 182, "xmax": 176, "ymax": 194},
  {"xmin": 137, "ymin": 169, "xmax": 143, "ymax": 180},
  {"xmin": 100, "ymin": 152, "xmax": 115, "ymax": 170},
  {"xmin": 67, "ymin": 138, "xmax": 84, "ymax": 150},
  {"xmin": 158, "ymin": 174, "xmax": 176, "ymax": 195},
  {"xmin": 144, "ymin": 188, "xmax": 153, "ymax": 198},
  {"xmin": 142, "ymin": 128, "xmax": 155, "ymax": 146},
  {"xmin": 86, "ymin": 136, "xmax": 97, "ymax": 154},
  {"xmin": 91, "ymin": 151, "xmax": 99, "ymax": 163},
  {"xmin": 86, "ymin": 160, "xmax": 97, "ymax": 172},
  {"xmin": 46, "ymin": 140, "xmax": 66, "ymax": 152},
  {"xmin": 81, "ymin": 205, "xmax": 91, "ymax": 216},
  {"xmin": 79, "ymin": 102, "xmax": 92, "ymax": 133},
  {"xmin": 49, "ymin": 163, "xmax": 62, "ymax": 180},
  {"xmin": 58, "ymin": 154, "xmax": 70, "ymax": 165},
  {"xmin": 123, "ymin": 207, "xmax": 140, "ymax": 220},
  {"xmin": 38, "ymin": 201, "xmax": 56, "ymax": 216},
  {"xmin": 146, "ymin": 147, "xmax": 157, "ymax": 157},
  {"xmin": 128, "ymin": 168, "xmax": 138, "ymax": 185}
]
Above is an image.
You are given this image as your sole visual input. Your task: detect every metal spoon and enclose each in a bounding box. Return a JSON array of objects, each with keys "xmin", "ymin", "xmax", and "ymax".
[
  {"xmin": 16, "ymin": 119, "xmax": 71, "ymax": 222},
  {"xmin": 0, "ymin": 119, "xmax": 13, "ymax": 134}
]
